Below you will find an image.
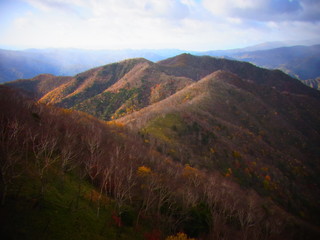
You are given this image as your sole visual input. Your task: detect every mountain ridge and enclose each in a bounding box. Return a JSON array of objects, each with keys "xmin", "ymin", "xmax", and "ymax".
[
  {"xmin": 6, "ymin": 54, "xmax": 320, "ymax": 120},
  {"xmin": 1, "ymin": 44, "xmax": 320, "ymax": 88},
  {"xmin": 115, "ymin": 68, "xmax": 320, "ymax": 224}
]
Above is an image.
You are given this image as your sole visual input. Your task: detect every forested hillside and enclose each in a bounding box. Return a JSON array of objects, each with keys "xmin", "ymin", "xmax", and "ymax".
[
  {"xmin": 1, "ymin": 85, "xmax": 319, "ymax": 239},
  {"xmin": 2, "ymin": 54, "xmax": 320, "ymax": 239}
]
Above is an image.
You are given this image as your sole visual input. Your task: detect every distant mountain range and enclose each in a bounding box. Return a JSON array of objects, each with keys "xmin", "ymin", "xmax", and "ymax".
[
  {"xmin": 223, "ymin": 45, "xmax": 320, "ymax": 80},
  {"xmin": 0, "ymin": 48, "xmax": 177, "ymax": 83},
  {"xmin": 1, "ymin": 43, "xmax": 320, "ymax": 90}
]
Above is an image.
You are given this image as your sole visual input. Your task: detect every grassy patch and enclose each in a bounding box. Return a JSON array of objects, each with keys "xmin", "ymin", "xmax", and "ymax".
[
  {"xmin": 0, "ymin": 170, "xmax": 144, "ymax": 240},
  {"xmin": 142, "ymin": 113, "xmax": 187, "ymax": 143}
]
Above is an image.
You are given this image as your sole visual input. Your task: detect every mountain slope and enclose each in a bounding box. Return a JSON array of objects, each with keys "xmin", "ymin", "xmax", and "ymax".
[
  {"xmin": 7, "ymin": 54, "xmax": 319, "ymax": 122},
  {"xmin": 3, "ymin": 86, "xmax": 319, "ymax": 239},
  {"xmin": 7, "ymin": 57, "xmax": 195, "ymax": 121},
  {"xmin": 302, "ymin": 78, "xmax": 320, "ymax": 90},
  {"xmin": 117, "ymin": 70, "xmax": 320, "ymax": 223},
  {"xmin": 157, "ymin": 53, "xmax": 318, "ymax": 96},
  {"xmin": 5, "ymin": 74, "xmax": 72, "ymax": 98}
]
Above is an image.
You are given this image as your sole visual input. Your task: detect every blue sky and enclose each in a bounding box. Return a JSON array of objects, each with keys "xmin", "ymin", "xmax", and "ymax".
[{"xmin": 0, "ymin": 0, "xmax": 319, "ymax": 50}]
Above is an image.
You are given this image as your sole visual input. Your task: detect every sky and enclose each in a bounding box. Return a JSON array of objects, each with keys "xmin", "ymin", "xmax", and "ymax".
[{"xmin": 0, "ymin": 0, "xmax": 319, "ymax": 51}]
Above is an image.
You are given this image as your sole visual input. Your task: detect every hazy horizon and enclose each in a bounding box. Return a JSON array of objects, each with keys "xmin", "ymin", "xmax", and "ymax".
[
  {"xmin": 1, "ymin": 39, "xmax": 320, "ymax": 53},
  {"xmin": 1, "ymin": 0, "xmax": 320, "ymax": 51}
]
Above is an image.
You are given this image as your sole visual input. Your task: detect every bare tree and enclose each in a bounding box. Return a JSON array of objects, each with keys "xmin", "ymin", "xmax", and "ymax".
[
  {"xmin": 84, "ymin": 125, "xmax": 104, "ymax": 181},
  {"xmin": 0, "ymin": 119, "xmax": 25, "ymax": 205},
  {"xmin": 31, "ymin": 129, "xmax": 59, "ymax": 197},
  {"xmin": 112, "ymin": 146, "xmax": 138, "ymax": 214}
]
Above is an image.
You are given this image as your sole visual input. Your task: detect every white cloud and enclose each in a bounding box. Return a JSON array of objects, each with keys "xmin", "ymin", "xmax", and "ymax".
[
  {"xmin": 23, "ymin": 0, "xmax": 191, "ymax": 20},
  {"xmin": 202, "ymin": 0, "xmax": 320, "ymax": 22},
  {"xmin": 24, "ymin": 0, "xmax": 83, "ymax": 13},
  {"xmin": 299, "ymin": 0, "xmax": 320, "ymax": 21},
  {"xmin": 202, "ymin": 0, "xmax": 265, "ymax": 16},
  {"xmin": 1, "ymin": 0, "xmax": 319, "ymax": 50}
]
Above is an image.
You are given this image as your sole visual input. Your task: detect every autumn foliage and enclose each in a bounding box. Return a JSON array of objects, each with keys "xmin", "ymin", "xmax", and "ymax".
[
  {"xmin": 165, "ymin": 232, "xmax": 195, "ymax": 240},
  {"xmin": 0, "ymin": 86, "xmax": 319, "ymax": 240}
]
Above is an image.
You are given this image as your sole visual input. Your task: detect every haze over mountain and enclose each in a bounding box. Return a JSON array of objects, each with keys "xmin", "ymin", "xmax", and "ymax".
[
  {"xmin": 0, "ymin": 48, "xmax": 185, "ymax": 83},
  {"xmin": 1, "ymin": 43, "xmax": 319, "ymax": 93},
  {"xmin": 223, "ymin": 44, "xmax": 320, "ymax": 80}
]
